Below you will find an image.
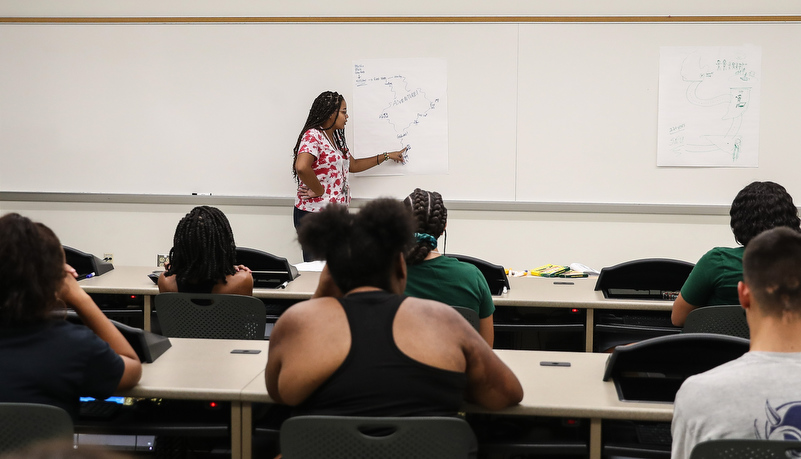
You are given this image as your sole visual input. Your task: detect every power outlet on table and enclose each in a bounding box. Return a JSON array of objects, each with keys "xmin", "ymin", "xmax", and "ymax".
[{"xmin": 103, "ymin": 253, "xmax": 114, "ymax": 264}]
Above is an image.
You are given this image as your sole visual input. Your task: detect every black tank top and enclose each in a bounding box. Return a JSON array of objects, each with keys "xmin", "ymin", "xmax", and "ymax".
[{"xmin": 293, "ymin": 290, "xmax": 468, "ymax": 416}]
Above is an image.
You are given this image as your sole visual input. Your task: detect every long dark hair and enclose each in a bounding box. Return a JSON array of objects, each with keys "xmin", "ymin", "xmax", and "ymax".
[
  {"xmin": 165, "ymin": 206, "xmax": 238, "ymax": 288},
  {"xmin": 403, "ymin": 189, "xmax": 448, "ymax": 265},
  {"xmin": 0, "ymin": 213, "xmax": 65, "ymax": 326},
  {"xmin": 292, "ymin": 91, "xmax": 350, "ymax": 183},
  {"xmin": 297, "ymin": 200, "xmax": 414, "ymax": 293}
]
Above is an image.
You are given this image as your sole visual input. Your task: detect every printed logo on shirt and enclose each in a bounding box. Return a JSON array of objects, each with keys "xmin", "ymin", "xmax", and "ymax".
[{"xmin": 755, "ymin": 400, "xmax": 801, "ymax": 443}]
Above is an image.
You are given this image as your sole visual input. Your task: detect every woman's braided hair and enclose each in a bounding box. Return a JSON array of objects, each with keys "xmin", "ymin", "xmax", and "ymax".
[
  {"xmin": 403, "ymin": 188, "xmax": 448, "ymax": 265},
  {"xmin": 165, "ymin": 206, "xmax": 238, "ymax": 288},
  {"xmin": 292, "ymin": 91, "xmax": 350, "ymax": 183}
]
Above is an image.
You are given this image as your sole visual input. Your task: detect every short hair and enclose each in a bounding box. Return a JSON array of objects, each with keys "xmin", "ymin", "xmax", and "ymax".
[
  {"xmin": 0, "ymin": 213, "xmax": 65, "ymax": 326},
  {"xmin": 297, "ymin": 199, "xmax": 414, "ymax": 293},
  {"xmin": 403, "ymin": 188, "xmax": 448, "ymax": 265},
  {"xmin": 292, "ymin": 91, "xmax": 350, "ymax": 182},
  {"xmin": 742, "ymin": 226, "xmax": 801, "ymax": 317},
  {"xmin": 730, "ymin": 181, "xmax": 800, "ymax": 246},
  {"xmin": 165, "ymin": 206, "xmax": 237, "ymax": 289}
]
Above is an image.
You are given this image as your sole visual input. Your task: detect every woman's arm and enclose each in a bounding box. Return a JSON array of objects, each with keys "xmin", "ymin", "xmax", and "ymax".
[
  {"xmin": 295, "ymin": 152, "xmax": 325, "ymax": 197},
  {"xmin": 60, "ymin": 265, "xmax": 143, "ymax": 390},
  {"xmin": 671, "ymin": 293, "xmax": 698, "ymax": 327},
  {"xmin": 463, "ymin": 331, "xmax": 523, "ymax": 410},
  {"xmin": 349, "ymin": 148, "xmax": 406, "ymax": 173}
]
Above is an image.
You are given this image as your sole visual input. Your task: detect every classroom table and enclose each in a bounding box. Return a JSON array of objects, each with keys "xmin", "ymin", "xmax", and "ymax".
[
  {"xmin": 79, "ymin": 266, "xmax": 674, "ymax": 350},
  {"xmin": 239, "ymin": 349, "xmax": 673, "ymax": 459},
  {"xmin": 115, "ymin": 337, "xmax": 269, "ymax": 459}
]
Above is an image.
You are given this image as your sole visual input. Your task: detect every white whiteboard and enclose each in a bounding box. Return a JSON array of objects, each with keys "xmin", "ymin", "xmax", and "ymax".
[{"xmin": 2, "ymin": 21, "xmax": 801, "ymax": 205}]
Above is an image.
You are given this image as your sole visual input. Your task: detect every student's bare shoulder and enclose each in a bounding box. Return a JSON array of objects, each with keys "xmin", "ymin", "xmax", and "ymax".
[
  {"xmin": 400, "ymin": 297, "xmax": 465, "ymax": 324},
  {"xmin": 279, "ymin": 297, "xmax": 344, "ymax": 323}
]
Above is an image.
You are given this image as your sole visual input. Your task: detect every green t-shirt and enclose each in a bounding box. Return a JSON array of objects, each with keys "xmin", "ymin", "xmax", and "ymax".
[
  {"xmin": 404, "ymin": 255, "xmax": 496, "ymax": 319},
  {"xmin": 680, "ymin": 246, "xmax": 745, "ymax": 307}
]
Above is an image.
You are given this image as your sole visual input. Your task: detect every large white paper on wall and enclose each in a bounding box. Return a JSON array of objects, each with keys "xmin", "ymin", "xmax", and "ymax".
[
  {"xmin": 352, "ymin": 58, "xmax": 448, "ymax": 176},
  {"xmin": 657, "ymin": 45, "xmax": 761, "ymax": 167}
]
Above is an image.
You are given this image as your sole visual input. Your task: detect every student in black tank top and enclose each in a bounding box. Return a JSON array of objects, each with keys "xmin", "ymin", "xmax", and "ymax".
[{"xmin": 266, "ymin": 199, "xmax": 523, "ymax": 417}]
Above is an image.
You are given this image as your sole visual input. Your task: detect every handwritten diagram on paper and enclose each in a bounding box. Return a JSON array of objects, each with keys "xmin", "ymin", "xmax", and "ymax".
[
  {"xmin": 657, "ymin": 45, "xmax": 761, "ymax": 167},
  {"xmin": 353, "ymin": 58, "xmax": 448, "ymax": 175}
]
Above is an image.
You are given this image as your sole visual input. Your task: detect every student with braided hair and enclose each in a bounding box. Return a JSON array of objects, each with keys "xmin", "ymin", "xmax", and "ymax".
[
  {"xmin": 292, "ymin": 91, "xmax": 406, "ymax": 261},
  {"xmin": 402, "ymin": 188, "xmax": 496, "ymax": 347},
  {"xmin": 266, "ymin": 199, "xmax": 522, "ymax": 416},
  {"xmin": 158, "ymin": 206, "xmax": 253, "ymax": 295}
]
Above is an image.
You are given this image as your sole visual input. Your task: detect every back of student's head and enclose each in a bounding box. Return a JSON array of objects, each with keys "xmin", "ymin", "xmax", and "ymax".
[
  {"xmin": 743, "ymin": 226, "xmax": 801, "ymax": 317},
  {"xmin": 403, "ymin": 188, "xmax": 448, "ymax": 265},
  {"xmin": 166, "ymin": 206, "xmax": 237, "ymax": 287},
  {"xmin": 0, "ymin": 213, "xmax": 64, "ymax": 326},
  {"xmin": 298, "ymin": 199, "xmax": 414, "ymax": 293},
  {"xmin": 730, "ymin": 181, "xmax": 800, "ymax": 246}
]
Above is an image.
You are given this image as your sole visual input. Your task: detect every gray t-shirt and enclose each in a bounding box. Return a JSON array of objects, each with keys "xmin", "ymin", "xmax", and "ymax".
[{"xmin": 671, "ymin": 352, "xmax": 801, "ymax": 459}]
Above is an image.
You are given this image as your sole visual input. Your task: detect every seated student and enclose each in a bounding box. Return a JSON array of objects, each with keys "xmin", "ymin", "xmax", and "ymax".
[
  {"xmin": 671, "ymin": 227, "xmax": 801, "ymax": 459},
  {"xmin": 266, "ymin": 199, "xmax": 523, "ymax": 416},
  {"xmin": 158, "ymin": 206, "xmax": 253, "ymax": 295},
  {"xmin": 402, "ymin": 188, "xmax": 496, "ymax": 347},
  {"xmin": 0, "ymin": 213, "xmax": 142, "ymax": 419},
  {"xmin": 672, "ymin": 181, "xmax": 800, "ymax": 326}
]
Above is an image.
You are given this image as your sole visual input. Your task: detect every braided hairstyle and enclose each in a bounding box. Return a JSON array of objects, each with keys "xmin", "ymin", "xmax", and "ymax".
[
  {"xmin": 730, "ymin": 181, "xmax": 800, "ymax": 246},
  {"xmin": 292, "ymin": 91, "xmax": 350, "ymax": 183},
  {"xmin": 297, "ymin": 199, "xmax": 415, "ymax": 294},
  {"xmin": 402, "ymin": 188, "xmax": 448, "ymax": 265},
  {"xmin": 0, "ymin": 213, "xmax": 65, "ymax": 326},
  {"xmin": 165, "ymin": 206, "xmax": 238, "ymax": 289}
]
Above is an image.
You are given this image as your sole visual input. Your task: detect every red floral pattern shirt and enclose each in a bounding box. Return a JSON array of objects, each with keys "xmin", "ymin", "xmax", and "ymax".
[{"xmin": 295, "ymin": 129, "xmax": 351, "ymax": 212}]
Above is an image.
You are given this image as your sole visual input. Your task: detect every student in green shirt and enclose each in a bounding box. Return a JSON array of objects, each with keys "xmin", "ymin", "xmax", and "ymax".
[
  {"xmin": 672, "ymin": 181, "xmax": 800, "ymax": 326},
  {"xmin": 403, "ymin": 188, "xmax": 496, "ymax": 346}
]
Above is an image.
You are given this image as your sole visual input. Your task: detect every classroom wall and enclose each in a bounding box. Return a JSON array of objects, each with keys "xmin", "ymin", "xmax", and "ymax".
[
  {"xmin": 0, "ymin": 0, "xmax": 793, "ymax": 271},
  {"xmin": 0, "ymin": 198, "xmax": 734, "ymax": 271}
]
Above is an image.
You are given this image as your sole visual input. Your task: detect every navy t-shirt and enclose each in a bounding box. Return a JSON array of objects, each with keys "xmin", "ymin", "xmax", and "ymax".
[{"xmin": 0, "ymin": 319, "xmax": 125, "ymax": 419}]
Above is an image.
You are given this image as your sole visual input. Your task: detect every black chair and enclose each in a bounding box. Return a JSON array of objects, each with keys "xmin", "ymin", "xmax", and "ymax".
[
  {"xmin": 452, "ymin": 306, "xmax": 480, "ymax": 332},
  {"xmin": 603, "ymin": 333, "xmax": 750, "ymax": 403},
  {"xmin": 236, "ymin": 247, "xmax": 299, "ymax": 289},
  {"xmin": 0, "ymin": 403, "xmax": 73, "ymax": 455},
  {"xmin": 594, "ymin": 257, "xmax": 694, "ymax": 300},
  {"xmin": 280, "ymin": 415, "xmax": 477, "ymax": 459},
  {"xmin": 690, "ymin": 439, "xmax": 801, "ymax": 459},
  {"xmin": 58, "ymin": 310, "xmax": 171, "ymax": 362},
  {"xmin": 444, "ymin": 253, "xmax": 510, "ymax": 296},
  {"xmin": 683, "ymin": 305, "xmax": 750, "ymax": 339},
  {"xmin": 154, "ymin": 293, "xmax": 266, "ymax": 340}
]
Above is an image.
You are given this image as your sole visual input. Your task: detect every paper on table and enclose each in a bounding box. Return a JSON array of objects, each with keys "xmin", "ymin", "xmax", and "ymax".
[{"xmin": 294, "ymin": 260, "xmax": 326, "ymax": 272}]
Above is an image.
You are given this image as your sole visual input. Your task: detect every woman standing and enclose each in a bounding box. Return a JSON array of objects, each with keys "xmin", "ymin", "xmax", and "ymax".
[{"xmin": 292, "ymin": 91, "xmax": 405, "ymax": 260}]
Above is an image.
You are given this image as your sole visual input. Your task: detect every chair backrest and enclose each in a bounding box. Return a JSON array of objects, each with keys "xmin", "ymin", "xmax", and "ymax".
[
  {"xmin": 690, "ymin": 439, "xmax": 801, "ymax": 459},
  {"xmin": 594, "ymin": 258, "xmax": 694, "ymax": 299},
  {"xmin": 154, "ymin": 293, "xmax": 266, "ymax": 340},
  {"xmin": 444, "ymin": 253, "xmax": 510, "ymax": 295},
  {"xmin": 602, "ymin": 333, "xmax": 750, "ymax": 403},
  {"xmin": 0, "ymin": 403, "xmax": 74, "ymax": 455},
  {"xmin": 683, "ymin": 305, "xmax": 750, "ymax": 339},
  {"xmin": 280, "ymin": 416, "xmax": 476, "ymax": 459},
  {"xmin": 452, "ymin": 306, "xmax": 480, "ymax": 332}
]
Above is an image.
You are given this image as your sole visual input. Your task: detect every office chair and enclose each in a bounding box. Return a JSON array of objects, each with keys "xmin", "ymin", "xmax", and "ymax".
[
  {"xmin": 236, "ymin": 247, "xmax": 299, "ymax": 289},
  {"xmin": 683, "ymin": 305, "xmax": 750, "ymax": 339},
  {"xmin": 280, "ymin": 415, "xmax": 477, "ymax": 459},
  {"xmin": 594, "ymin": 258, "xmax": 694, "ymax": 299},
  {"xmin": 445, "ymin": 253, "xmax": 510, "ymax": 295},
  {"xmin": 0, "ymin": 403, "xmax": 74, "ymax": 454},
  {"xmin": 689, "ymin": 439, "xmax": 801, "ymax": 459},
  {"xmin": 452, "ymin": 306, "xmax": 481, "ymax": 332},
  {"xmin": 56, "ymin": 310, "xmax": 171, "ymax": 362},
  {"xmin": 154, "ymin": 293, "xmax": 266, "ymax": 340},
  {"xmin": 603, "ymin": 333, "xmax": 750, "ymax": 403}
]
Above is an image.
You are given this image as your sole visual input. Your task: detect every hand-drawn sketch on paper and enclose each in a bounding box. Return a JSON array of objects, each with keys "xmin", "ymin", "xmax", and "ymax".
[
  {"xmin": 353, "ymin": 58, "xmax": 448, "ymax": 175},
  {"xmin": 657, "ymin": 45, "xmax": 761, "ymax": 167}
]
